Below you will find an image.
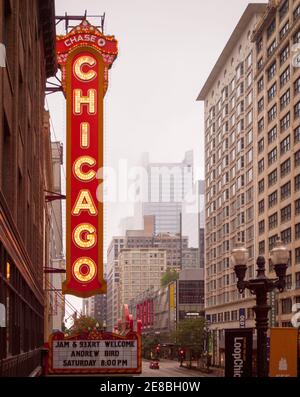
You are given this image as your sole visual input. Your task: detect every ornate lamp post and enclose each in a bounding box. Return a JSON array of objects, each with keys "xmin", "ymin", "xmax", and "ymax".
[{"xmin": 231, "ymin": 238, "xmax": 289, "ymax": 377}]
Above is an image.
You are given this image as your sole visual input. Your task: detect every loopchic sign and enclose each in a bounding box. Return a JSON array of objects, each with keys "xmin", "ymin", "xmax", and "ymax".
[{"xmin": 57, "ymin": 20, "xmax": 118, "ymax": 297}]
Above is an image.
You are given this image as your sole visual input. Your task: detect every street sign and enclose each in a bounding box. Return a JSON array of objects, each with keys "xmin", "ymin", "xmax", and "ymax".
[
  {"xmin": 56, "ymin": 20, "xmax": 118, "ymax": 297},
  {"xmin": 47, "ymin": 330, "xmax": 141, "ymax": 375},
  {"xmin": 225, "ymin": 328, "xmax": 253, "ymax": 377}
]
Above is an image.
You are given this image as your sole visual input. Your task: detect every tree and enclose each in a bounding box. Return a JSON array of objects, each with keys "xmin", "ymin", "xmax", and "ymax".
[
  {"xmin": 161, "ymin": 269, "xmax": 179, "ymax": 286},
  {"xmin": 171, "ymin": 317, "xmax": 205, "ymax": 367},
  {"xmin": 67, "ymin": 315, "xmax": 102, "ymax": 336}
]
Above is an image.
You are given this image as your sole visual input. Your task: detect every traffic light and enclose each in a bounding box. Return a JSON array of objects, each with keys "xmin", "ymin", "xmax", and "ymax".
[{"xmin": 179, "ymin": 349, "xmax": 184, "ymax": 357}]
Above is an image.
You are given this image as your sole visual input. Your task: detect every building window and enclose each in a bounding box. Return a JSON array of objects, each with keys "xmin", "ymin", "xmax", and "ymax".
[
  {"xmin": 280, "ymin": 89, "xmax": 290, "ymax": 110},
  {"xmin": 268, "ymin": 213, "xmax": 278, "ymax": 230},
  {"xmin": 268, "ymin": 190, "xmax": 277, "ymax": 208},
  {"xmin": 268, "ymin": 105, "xmax": 277, "ymax": 123},
  {"xmin": 258, "ymin": 118, "xmax": 264, "ymax": 133},
  {"xmin": 295, "ymin": 150, "xmax": 300, "ymax": 167},
  {"xmin": 268, "ymin": 169, "xmax": 277, "ymax": 187},
  {"xmin": 279, "ymin": 0, "xmax": 289, "ymax": 20},
  {"xmin": 258, "ymin": 158, "xmax": 264, "ymax": 174},
  {"xmin": 258, "ymin": 179, "xmax": 264, "ymax": 194},
  {"xmin": 281, "ymin": 181, "xmax": 291, "ymax": 200},
  {"xmin": 294, "ymin": 4, "xmax": 300, "ymax": 21},
  {"xmin": 295, "ymin": 101, "xmax": 300, "ymax": 119},
  {"xmin": 285, "ymin": 274, "xmax": 292, "ymax": 290},
  {"xmin": 267, "ymin": 39, "xmax": 277, "ymax": 57},
  {"xmin": 268, "ymin": 147, "xmax": 277, "ymax": 165},
  {"xmin": 268, "ymin": 126, "xmax": 277, "ymax": 144},
  {"xmin": 281, "ymin": 205, "xmax": 291, "ymax": 223},
  {"xmin": 267, "ymin": 19, "xmax": 276, "ymax": 38},
  {"xmin": 257, "ymin": 77, "xmax": 264, "ymax": 93},
  {"xmin": 280, "ymin": 112, "xmax": 290, "ymax": 132},
  {"xmin": 296, "ymin": 272, "xmax": 300, "ymax": 289},
  {"xmin": 280, "ymin": 66, "xmax": 290, "ymax": 88},
  {"xmin": 259, "ymin": 240, "xmax": 265, "ymax": 254},
  {"xmin": 279, "ymin": 45, "xmax": 289, "ymax": 66},
  {"xmin": 296, "ymin": 199, "xmax": 300, "ymax": 215},
  {"xmin": 258, "ymin": 199, "xmax": 264, "ymax": 214},
  {"xmin": 280, "ymin": 158, "xmax": 291, "ymax": 177},
  {"xmin": 258, "ymin": 138, "xmax": 264, "ymax": 154},
  {"xmin": 296, "ymin": 224, "xmax": 300, "ymax": 240},
  {"xmin": 293, "ymin": 28, "xmax": 300, "ymax": 44},
  {"xmin": 257, "ymin": 57, "xmax": 263, "ymax": 71},
  {"xmin": 279, "ymin": 21, "xmax": 289, "ymax": 40},
  {"xmin": 257, "ymin": 37, "xmax": 263, "ymax": 53},
  {"xmin": 280, "ymin": 135, "xmax": 290, "ymax": 155},
  {"xmin": 296, "ymin": 247, "xmax": 300, "ymax": 263},
  {"xmin": 231, "ymin": 310, "xmax": 238, "ymax": 321},
  {"xmin": 281, "ymin": 298, "xmax": 292, "ymax": 315},
  {"xmin": 268, "ymin": 62, "xmax": 276, "ymax": 81},
  {"xmin": 258, "ymin": 98, "xmax": 264, "ymax": 113},
  {"xmin": 268, "ymin": 83, "xmax": 277, "ymax": 102},
  {"xmin": 294, "ymin": 77, "xmax": 300, "ymax": 95},
  {"xmin": 258, "ymin": 220, "xmax": 265, "ymax": 234},
  {"xmin": 269, "ymin": 235, "xmax": 278, "ymax": 250},
  {"xmin": 281, "ymin": 228, "xmax": 291, "ymax": 244},
  {"xmin": 294, "ymin": 125, "xmax": 300, "ymax": 143},
  {"xmin": 295, "ymin": 174, "xmax": 300, "ymax": 191}
]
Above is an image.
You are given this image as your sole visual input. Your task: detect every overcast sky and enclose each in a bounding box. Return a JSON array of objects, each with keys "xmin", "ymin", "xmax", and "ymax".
[{"xmin": 47, "ymin": 0, "xmax": 266, "ymax": 314}]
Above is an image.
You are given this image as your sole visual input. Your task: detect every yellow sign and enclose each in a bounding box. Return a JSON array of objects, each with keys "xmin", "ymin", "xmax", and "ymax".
[{"xmin": 269, "ymin": 328, "xmax": 298, "ymax": 377}]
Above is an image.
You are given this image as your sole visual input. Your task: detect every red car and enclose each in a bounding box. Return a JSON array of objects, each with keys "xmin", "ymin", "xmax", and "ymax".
[{"xmin": 149, "ymin": 361, "xmax": 159, "ymax": 369}]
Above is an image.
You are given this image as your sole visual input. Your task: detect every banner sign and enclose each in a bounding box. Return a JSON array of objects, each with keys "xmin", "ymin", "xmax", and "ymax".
[
  {"xmin": 225, "ymin": 328, "xmax": 253, "ymax": 377},
  {"xmin": 269, "ymin": 328, "xmax": 298, "ymax": 377},
  {"xmin": 48, "ymin": 331, "xmax": 141, "ymax": 375},
  {"xmin": 239, "ymin": 308, "xmax": 246, "ymax": 328},
  {"xmin": 56, "ymin": 20, "xmax": 118, "ymax": 297}
]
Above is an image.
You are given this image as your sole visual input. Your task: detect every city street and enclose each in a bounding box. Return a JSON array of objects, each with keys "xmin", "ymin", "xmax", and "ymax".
[{"xmin": 136, "ymin": 359, "xmax": 217, "ymax": 377}]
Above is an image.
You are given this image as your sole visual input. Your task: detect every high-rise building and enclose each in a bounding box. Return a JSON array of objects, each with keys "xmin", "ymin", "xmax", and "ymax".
[
  {"xmin": 252, "ymin": 0, "xmax": 300, "ymax": 327},
  {"xmin": 49, "ymin": 141, "xmax": 65, "ymax": 332},
  {"xmin": 118, "ymin": 248, "xmax": 167, "ymax": 319},
  {"xmin": 135, "ymin": 151, "xmax": 194, "ymax": 235},
  {"xmin": 82, "ymin": 294, "xmax": 107, "ymax": 327},
  {"xmin": 197, "ymin": 3, "xmax": 266, "ymax": 366},
  {"xmin": 106, "ymin": 237, "xmax": 125, "ymax": 331},
  {"xmin": 0, "ymin": 0, "xmax": 56, "ymax": 376}
]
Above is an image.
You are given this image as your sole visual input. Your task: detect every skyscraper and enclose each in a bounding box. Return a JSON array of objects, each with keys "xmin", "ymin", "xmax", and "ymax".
[
  {"xmin": 135, "ymin": 151, "xmax": 194, "ymax": 235},
  {"xmin": 197, "ymin": 3, "xmax": 266, "ymax": 366}
]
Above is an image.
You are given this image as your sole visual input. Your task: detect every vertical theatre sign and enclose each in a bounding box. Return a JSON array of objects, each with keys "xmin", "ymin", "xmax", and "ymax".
[
  {"xmin": 225, "ymin": 328, "xmax": 253, "ymax": 377},
  {"xmin": 56, "ymin": 20, "xmax": 118, "ymax": 297}
]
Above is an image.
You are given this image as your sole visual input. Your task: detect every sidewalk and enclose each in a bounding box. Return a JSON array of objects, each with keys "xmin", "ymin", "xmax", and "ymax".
[{"xmin": 181, "ymin": 361, "xmax": 224, "ymax": 377}]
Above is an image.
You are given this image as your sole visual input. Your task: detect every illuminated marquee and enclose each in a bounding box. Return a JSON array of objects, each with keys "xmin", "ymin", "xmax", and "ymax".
[
  {"xmin": 48, "ymin": 331, "xmax": 142, "ymax": 375},
  {"xmin": 57, "ymin": 20, "xmax": 118, "ymax": 297}
]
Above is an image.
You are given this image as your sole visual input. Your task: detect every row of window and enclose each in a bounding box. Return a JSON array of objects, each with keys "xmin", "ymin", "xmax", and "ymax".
[
  {"xmin": 259, "ymin": 213, "xmax": 300, "ymax": 237},
  {"xmin": 258, "ymin": 172, "xmax": 300, "ymax": 197}
]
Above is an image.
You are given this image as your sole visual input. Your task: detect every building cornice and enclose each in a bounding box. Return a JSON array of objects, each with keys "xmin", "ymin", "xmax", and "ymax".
[{"xmin": 197, "ymin": 3, "xmax": 267, "ymax": 101}]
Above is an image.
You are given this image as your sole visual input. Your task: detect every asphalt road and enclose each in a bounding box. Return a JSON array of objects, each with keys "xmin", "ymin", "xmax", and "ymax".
[{"xmin": 136, "ymin": 359, "xmax": 216, "ymax": 377}]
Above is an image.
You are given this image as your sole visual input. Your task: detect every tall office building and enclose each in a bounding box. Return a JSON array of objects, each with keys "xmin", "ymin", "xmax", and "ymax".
[
  {"xmin": 252, "ymin": 0, "xmax": 300, "ymax": 326},
  {"xmin": 106, "ymin": 237, "xmax": 125, "ymax": 331},
  {"xmin": 118, "ymin": 248, "xmax": 167, "ymax": 320},
  {"xmin": 135, "ymin": 151, "xmax": 194, "ymax": 235},
  {"xmin": 197, "ymin": 4, "xmax": 266, "ymax": 366},
  {"xmin": 49, "ymin": 142, "xmax": 65, "ymax": 332}
]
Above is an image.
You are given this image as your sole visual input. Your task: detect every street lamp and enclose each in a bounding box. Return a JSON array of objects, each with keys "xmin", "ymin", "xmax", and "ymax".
[{"xmin": 231, "ymin": 238, "xmax": 289, "ymax": 377}]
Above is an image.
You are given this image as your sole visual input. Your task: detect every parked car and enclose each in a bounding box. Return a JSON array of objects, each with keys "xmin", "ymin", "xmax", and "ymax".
[{"xmin": 149, "ymin": 360, "xmax": 159, "ymax": 369}]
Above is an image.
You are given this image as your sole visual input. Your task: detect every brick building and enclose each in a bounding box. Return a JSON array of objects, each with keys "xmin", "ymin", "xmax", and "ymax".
[{"xmin": 0, "ymin": 0, "xmax": 56, "ymax": 376}]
